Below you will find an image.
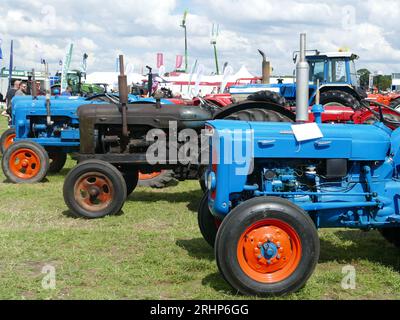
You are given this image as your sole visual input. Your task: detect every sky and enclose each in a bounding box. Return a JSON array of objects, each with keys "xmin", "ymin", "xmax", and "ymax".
[{"xmin": 0, "ymin": 0, "xmax": 400, "ymax": 77}]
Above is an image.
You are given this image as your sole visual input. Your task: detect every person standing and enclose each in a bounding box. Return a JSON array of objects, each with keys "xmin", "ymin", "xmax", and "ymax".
[
  {"xmin": 61, "ymin": 86, "xmax": 73, "ymax": 96},
  {"xmin": 5, "ymin": 80, "xmax": 21, "ymax": 116},
  {"xmin": 14, "ymin": 82, "xmax": 28, "ymax": 96}
]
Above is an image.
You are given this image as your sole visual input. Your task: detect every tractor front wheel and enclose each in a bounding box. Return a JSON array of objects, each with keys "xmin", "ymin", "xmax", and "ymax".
[
  {"xmin": 0, "ymin": 128, "xmax": 16, "ymax": 154},
  {"xmin": 63, "ymin": 160, "xmax": 127, "ymax": 219},
  {"xmin": 215, "ymin": 196, "xmax": 319, "ymax": 296},
  {"xmin": 2, "ymin": 141, "xmax": 49, "ymax": 184},
  {"xmin": 198, "ymin": 192, "xmax": 222, "ymax": 248}
]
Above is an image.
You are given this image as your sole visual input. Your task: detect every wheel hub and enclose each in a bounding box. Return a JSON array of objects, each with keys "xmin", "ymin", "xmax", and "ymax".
[{"xmin": 88, "ymin": 186, "xmax": 101, "ymax": 197}]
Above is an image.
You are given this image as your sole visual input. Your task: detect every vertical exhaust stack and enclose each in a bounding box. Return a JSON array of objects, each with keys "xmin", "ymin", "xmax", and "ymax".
[
  {"xmin": 44, "ymin": 63, "xmax": 52, "ymax": 126},
  {"xmin": 296, "ymin": 33, "xmax": 310, "ymax": 122},
  {"xmin": 31, "ymin": 69, "xmax": 38, "ymax": 99},
  {"xmin": 258, "ymin": 50, "xmax": 271, "ymax": 84},
  {"xmin": 118, "ymin": 55, "xmax": 129, "ymax": 139}
]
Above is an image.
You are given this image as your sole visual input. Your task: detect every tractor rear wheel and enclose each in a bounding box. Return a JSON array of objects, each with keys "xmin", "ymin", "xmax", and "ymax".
[
  {"xmin": 0, "ymin": 128, "xmax": 16, "ymax": 154},
  {"xmin": 198, "ymin": 191, "xmax": 222, "ymax": 248},
  {"xmin": 138, "ymin": 170, "xmax": 176, "ymax": 188},
  {"xmin": 63, "ymin": 160, "xmax": 127, "ymax": 219},
  {"xmin": 222, "ymin": 107, "xmax": 293, "ymax": 122},
  {"xmin": 320, "ymin": 90, "xmax": 361, "ymax": 109},
  {"xmin": 379, "ymin": 228, "xmax": 400, "ymax": 248},
  {"xmin": 48, "ymin": 152, "xmax": 67, "ymax": 174},
  {"xmin": 2, "ymin": 141, "xmax": 50, "ymax": 184},
  {"xmin": 247, "ymin": 90, "xmax": 287, "ymax": 106},
  {"xmin": 215, "ymin": 197, "xmax": 320, "ymax": 296}
]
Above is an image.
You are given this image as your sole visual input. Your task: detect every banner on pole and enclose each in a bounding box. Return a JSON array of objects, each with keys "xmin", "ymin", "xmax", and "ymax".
[
  {"xmin": 60, "ymin": 43, "xmax": 74, "ymax": 92},
  {"xmin": 157, "ymin": 53, "xmax": 164, "ymax": 69},
  {"xmin": 175, "ymin": 55, "xmax": 183, "ymax": 70}
]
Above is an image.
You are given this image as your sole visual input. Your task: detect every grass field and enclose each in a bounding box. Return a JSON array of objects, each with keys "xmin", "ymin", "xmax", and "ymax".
[{"xmin": 0, "ymin": 116, "xmax": 399, "ymax": 300}]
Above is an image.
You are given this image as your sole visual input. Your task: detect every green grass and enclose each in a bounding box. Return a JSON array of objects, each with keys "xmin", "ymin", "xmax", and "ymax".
[{"xmin": 0, "ymin": 116, "xmax": 400, "ymax": 300}]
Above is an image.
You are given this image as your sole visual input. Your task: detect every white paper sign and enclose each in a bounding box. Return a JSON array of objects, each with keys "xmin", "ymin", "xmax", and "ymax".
[{"xmin": 291, "ymin": 123, "xmax": 323, "ymax": 142}]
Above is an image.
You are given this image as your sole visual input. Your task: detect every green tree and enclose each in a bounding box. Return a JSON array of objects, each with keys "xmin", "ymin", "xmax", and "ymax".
[
  {"xmin": 357, "ymin": 68, "xmax": 371, "ymax": 88},
  {"xmin": 374, "ymin": 75, "xmax": 392, "ymax": 92}
]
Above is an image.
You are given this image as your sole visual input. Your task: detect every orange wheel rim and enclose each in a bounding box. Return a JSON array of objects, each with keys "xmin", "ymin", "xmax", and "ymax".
[
  {"xmin": 237, "ymin": 218, "xmax": 302, "ymax": 283},
  {"xmin": 3, "ymin": 133, "xmax": 16, "ymax": 151},
  {"xmin": 139, "ymin": 171, "xmax": 163, "ymax": 180},
  {"xmin": 74, "ymin": 172, "xmax": 114, "ymax": 212},
  {"xmin": 9, "ymin": 148, "xmax": 41, "ymax": 179}
]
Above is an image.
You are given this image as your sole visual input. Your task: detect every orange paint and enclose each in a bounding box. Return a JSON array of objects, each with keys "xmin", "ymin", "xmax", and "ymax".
[{"xmin": 237, "ymin": 218, "xmax": 302, "ymax": 283}]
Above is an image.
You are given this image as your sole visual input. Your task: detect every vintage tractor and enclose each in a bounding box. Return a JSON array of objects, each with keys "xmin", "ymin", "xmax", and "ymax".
[
  {"xmin": 199, "ymin": 34, "xmax": 400, "ymax": 296},
  {"xmin": 229, "ymin": 49, "xmax": 367, "ymax": 109},
  {"xmin": 61, "ymin": 56, "xmax": 297, "ymax": 218},
  {"xmin": 0, "ymin": 92, "xmax": 177, "ymax": 185},
  {"xmin": 51, "ymin": 70, "xmax": 105, "ymax": 97}
]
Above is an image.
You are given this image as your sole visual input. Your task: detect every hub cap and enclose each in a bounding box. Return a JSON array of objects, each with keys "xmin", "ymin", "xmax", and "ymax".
[
  {"xmin": 237, "ymin": 219, "xmax": 302, "ymax": 283},
  {"xmin": 74, "ymin": 172, "xmax": 114, "ymax": 211},
  {"xmin": 9, "ymin": 148, "xmax": 41, "ymax": 179}
]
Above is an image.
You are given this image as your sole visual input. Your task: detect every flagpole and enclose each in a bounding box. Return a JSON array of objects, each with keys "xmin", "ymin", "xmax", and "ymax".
[{"xmin": 8, "ymin": 40, "xmax": 13, "ymax": 90}]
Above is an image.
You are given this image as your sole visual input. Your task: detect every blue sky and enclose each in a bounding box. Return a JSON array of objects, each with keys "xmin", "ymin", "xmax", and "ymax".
[{"xmin": 0, "ymin": 0, "xmax": 400, "ymax": 76}]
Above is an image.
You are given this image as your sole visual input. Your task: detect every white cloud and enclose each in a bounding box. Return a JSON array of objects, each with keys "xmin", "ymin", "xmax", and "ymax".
[{"xmin": 0, "ymin": 0, "xmax": 399, "ymax": 77}]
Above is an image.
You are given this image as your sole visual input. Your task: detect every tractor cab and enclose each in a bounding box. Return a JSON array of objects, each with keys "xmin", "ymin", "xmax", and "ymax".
[{"xmin": 306, "ymin": 51, "xmax": 360, "ymax": 88}]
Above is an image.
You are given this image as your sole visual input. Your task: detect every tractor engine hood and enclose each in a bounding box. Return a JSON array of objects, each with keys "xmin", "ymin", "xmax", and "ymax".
[
  {"xmin": 208, "ymin": 120, "xmax": 392, "ymax": 162},
  {"xmin": 77, "ymin": 103, "xmax": 213, "ymax": 130}
]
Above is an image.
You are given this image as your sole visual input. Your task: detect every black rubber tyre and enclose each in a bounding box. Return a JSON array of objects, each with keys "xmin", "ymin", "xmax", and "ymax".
[
  {"xmin": 63, "ymin": 160, "xmax": 127, "ymax": 219},
  {"xmin": 48, "ymin": 152, "xmax": 67, "ymax": 174},
  {"xmin": 390, "ymin": 98, "xmax": 400, "ymax": 110},
  {"xmin": 138, "ymin": 170, "xmax": 176, "ymax": 188},
  {"xmin": 320, "ymin": 90, "xmax": 361, "ymax": 109},
  {"xmin": 0, "ymin": 128, "xmax": 16, "ymax": 154},
  {"xmin": 247, "ymin": 90, "xmax": 287, "ymax": 106},
  {"xmin": 215, "ymin": 197, "xmax": 320, "ymax": 297},
  {"xmin": 222, "ymin": 107, "xmax": 294, "ymax": 122},
  {"xmin": 122, "ymin": 170, "xmax": 139, "ymax": 196},
  {"xmin": 199, "ymin": 166, "xmax": 208, "ymax": 192},
  {"xmin": 198, "ymin": 192, "xmax": 222, "ymax": 248},
  {"xmin": 379, "ymin": 228, "xmax": 400, "ymax": 248},
  {"xmin": 2, "ymin": 141, "xmax": 50, "ymax": 184}
]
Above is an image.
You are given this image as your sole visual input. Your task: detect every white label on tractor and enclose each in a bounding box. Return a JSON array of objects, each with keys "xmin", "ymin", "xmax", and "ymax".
[{"xmin": 291, "ymin": 123, "xmax": 323, "ymax": 142}]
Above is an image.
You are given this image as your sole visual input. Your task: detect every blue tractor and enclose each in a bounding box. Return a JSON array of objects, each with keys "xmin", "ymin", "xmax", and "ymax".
[
  {"xmin": 200, "ymin": 34, "xmax": 400, "ymax": 296},
  {"xmin": 0, "ymin": 93, "xmax": 174, "ymax": 185},
  {"xmin": 229, "ymin": 49, "xmax": 366, "ymax": 109}
]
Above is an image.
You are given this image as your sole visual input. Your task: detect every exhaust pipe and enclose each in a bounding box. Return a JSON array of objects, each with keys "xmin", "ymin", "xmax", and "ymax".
[
  {"xmin": 44, "ymin": 63, "xmax": 53, "ymax": 126},
  {"xmin": 118, "ymin": 55, "xmax": 129, "ymax": 139},
  {"xmin": 258, "ymin": 50, "xmax": 270, "ymax": 84},
  {"xmin": 296, "ymin": 33, "xmax": 309, "ymax": 122},
  {"xmin": 31, "ymin": 69, "xmax": 37, "ymax": 100}
]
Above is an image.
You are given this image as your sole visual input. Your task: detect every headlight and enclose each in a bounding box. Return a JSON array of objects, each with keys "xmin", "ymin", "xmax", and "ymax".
[{"xmin": 206, "ymin": 171, "xmax": 216, "ymax": 191}]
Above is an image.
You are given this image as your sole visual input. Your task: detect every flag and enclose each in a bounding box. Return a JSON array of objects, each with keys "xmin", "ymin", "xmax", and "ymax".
[
  {"xmin": 8, "ymin": 40, "xmax": 13, "ymax": 90},
  {"xmin": 175, "ymin": 55, "xmax": 183, "ymax": 70},
  {"xmin": 60, "ymin": 43, "xmax": 74, "ymax": 92},
  {"xmin": 157, "ymin": 53, "xmax": 164, "ymax": 69},
  {"xmin": 0, "ymin": 40, "xmax": 3, "ymax": 60}
]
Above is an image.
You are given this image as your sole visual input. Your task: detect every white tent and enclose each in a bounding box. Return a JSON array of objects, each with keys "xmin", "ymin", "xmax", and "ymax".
[{"xmin": 86, "ymin": 72, "xmax": 146, "ymax": 91}]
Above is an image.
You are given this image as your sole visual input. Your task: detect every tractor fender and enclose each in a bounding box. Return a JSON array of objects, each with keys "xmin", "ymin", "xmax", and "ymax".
[
  {"xmin": 213, "ymin": 100, "xmax": 296, "ymax": 121},
  {"xmin": 318, "ymin": 85, "xmax": 366, "ymax": 101}
]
